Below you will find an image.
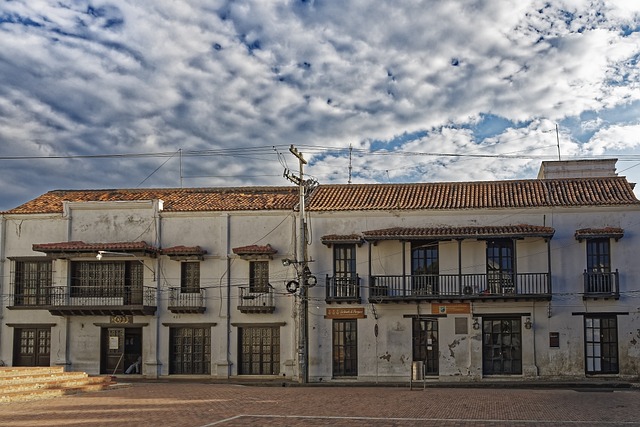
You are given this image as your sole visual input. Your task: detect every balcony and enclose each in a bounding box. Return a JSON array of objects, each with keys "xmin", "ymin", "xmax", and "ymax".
[
  {"xmin": 325, "ymin": 275, "xmax": 361, "ymax": 304},
  {"xmin": 238, "ymin": 286, "xmax": 275, "ymax": 313},
  {"xmin": 583, "ymin": 270, "xmax": 619, "ymax": 300},
  {"xmin": 168, "ymin": 287, "xmax": 206, "ymax": 313},
  {"xmin": 8, "ymin": 285, "xmax": 157, "ymax": 316},
  {"xmin": 368, "ymin": 273, "xmax": 551, "ymax": 302}
]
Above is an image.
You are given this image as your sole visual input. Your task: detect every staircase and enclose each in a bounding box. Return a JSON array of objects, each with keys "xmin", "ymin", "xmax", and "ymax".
[{"xmin": 0, "ymin": 366, "xmax": 117, "ymax": 403}]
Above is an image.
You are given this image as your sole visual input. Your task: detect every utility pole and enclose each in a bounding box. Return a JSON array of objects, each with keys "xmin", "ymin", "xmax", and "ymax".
[{"xmin": 286, "ymin": 145, "xmax": 309, "ymax": 384}]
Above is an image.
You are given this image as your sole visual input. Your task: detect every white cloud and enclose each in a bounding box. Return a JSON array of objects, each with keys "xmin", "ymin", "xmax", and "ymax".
[{"xmin": 0, "ymin": 0, "xmax": 640, "ymax": 208}]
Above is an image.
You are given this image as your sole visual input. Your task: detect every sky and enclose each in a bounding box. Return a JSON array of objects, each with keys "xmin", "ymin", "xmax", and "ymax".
[{"xmin": 1, "ymin": 0, "xmax": 640, "ymax": 211}]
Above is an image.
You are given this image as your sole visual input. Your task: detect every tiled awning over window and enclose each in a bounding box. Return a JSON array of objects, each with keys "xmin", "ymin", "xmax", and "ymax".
[
  {"xmin": 162, "ymin": 245, "xmax": 207, "ymax": 260},
  {"xmin": 32, "ymin": 241, "xmax": 160, "ymax": 258},
  {"xmin": 320, "ymin": 234, "xmax": 364, "ymax": 247},
  {"xmin": 574, "ymin": 227, "xmax": 624, "ymax": 241},
  {"xmin": 362, "ymin": 224, "xmax": 555, "ymax": 241},
  {"xmin": 232, "ymin": 244, "xmax": 277, "ymax": 260}
]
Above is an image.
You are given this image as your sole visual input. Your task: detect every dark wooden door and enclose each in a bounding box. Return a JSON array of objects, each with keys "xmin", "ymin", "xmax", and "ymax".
[
  {"xmin": 13, "ymin": 327, "xmax": 51, "ymax": 366},
  {"xmin": 102, "ymin": 328, "xmax": 125, "ymax": 374}
]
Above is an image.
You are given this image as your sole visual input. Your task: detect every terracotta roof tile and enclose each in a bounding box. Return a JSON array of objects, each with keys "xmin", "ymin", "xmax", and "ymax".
[
  {"xmin": 162, "ymin": 246, "xmax": 207, "ymax": 256},
  {"xmin": 232, "ymin": 244, "xmax": 278, "ymax": 255},
  {"xmin": 320, "ymin": 234, "xmax": 364, "ymax": 245},
  {"xmin": 574, "ymin": 227, "xmax": 624, "ymax": 241},
  {"xmin": 4, "ymin": 177, "xmax": 638, "ymax": 215},
  {"xmin": 33, "ymin": 241, "xmax": 160, "ymax": 254},
  {"xmin": 307, "ymin": 178, "xmax": 639, "ymax": 211},
  {"xmin": 4, "ymin": 187, "xmax": 299, "ymax": 214},
  {"xmin": 362, "ymin": 225, "xmax": 555, "ymax": 240}
]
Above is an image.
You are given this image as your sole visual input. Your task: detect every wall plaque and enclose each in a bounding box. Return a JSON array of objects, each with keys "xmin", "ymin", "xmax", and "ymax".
[
  {"xmin": 111, "ymin": 315, "xmax": 133, "ymax": 324},
  {"xmin": 325, "ymin": 307, "xmax": 366, "ymax": 319}
]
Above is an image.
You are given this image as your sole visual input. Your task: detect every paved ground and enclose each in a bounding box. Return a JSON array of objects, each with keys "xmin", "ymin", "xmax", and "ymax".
[{"xmin": 0, "ymin": 382, "xmax": 639, "ymax": 427}]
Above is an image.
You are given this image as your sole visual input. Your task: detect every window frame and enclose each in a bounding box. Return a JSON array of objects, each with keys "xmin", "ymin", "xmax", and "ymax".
[
  {"xmin": 586, "ymin": 238, "xmax": 611, "ymax": 273},
  {"xmin": 249, "ymin": 260, "xmax": 270, "ymax": 293},
  {"xmin": 12, "ymin": 259, "xmax": 53, "ymax": 306},
  {"xmin": 69, "ymin": 261, "xmax": 143, "ymax": 299},
  {"xmin": 180, "ymin": 262, "xmax": 201, "ymax": 294}
]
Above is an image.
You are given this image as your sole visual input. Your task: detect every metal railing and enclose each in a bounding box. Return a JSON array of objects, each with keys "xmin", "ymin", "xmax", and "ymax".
[
  {"xmin": 238, "ymin": 286, "xmax": 274, "ymax": 310},
  {"xmin": 583, "ymin": 270, "xmax": 619, "ymax": 297},
  {"xmin": 10, "ymin": 285, "xmax": 156, "ymax": 307},
  {"xmin": 168, "ymin": 287, "xmax": 206, "ymax": 309},
  {"xmin": 325, "ymin": 274, "xmax": 360, "ymax": 302},
  {"xmin": 369, "ymin": 273, "xmax": 550, "ymax": 299}
]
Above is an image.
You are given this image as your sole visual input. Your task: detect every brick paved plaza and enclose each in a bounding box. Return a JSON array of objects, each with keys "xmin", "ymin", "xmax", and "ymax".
[{"xmin": 0, "ymin": 382, "xmax": 639, "ymax": 426}]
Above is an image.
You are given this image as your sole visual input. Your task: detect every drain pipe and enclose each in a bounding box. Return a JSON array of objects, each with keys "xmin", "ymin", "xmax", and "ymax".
[
  {"xmin": 154, "ymin": 200, "xmax": 163, "ymax": 379},
  {"xmin": 225, "ymin": 213, "xmax": 231, "ymax": 379}
]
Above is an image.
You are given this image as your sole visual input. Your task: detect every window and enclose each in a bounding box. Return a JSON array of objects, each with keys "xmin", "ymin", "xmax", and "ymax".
[
  {"xmin": 238, "ymin": 326, "xmax": 280, "ymax": 375},
  {"xmin": 334, "ymin": 244, "xmax": 356, "ymax": 279},
  {"xmin": 170, "ymin": 327, "xmax": 211, "ymax": 375},
  {"xmin": 585, "ymin": 316, "xmax": 618, "ymax": 374},
  {"xmin": 585, "ymin": 238, "xmax": 613, "ymax": 293},
  {"xmin": 411, "ymin": 242, "xmax": 439, "ymax": 295},
  {"xmin": 249, "ymin": 261, "xmax": 269, "ymax": 293},
  {"xmin": 332, "ymin": 319, "xmax": 358, "ymax": 377},
  {"xmin": 70, "ymin": 261, "xmax": 143, "ymax": 303},
  {"xmin": 587, "ymin": 238, "xmax": 611, "ymax": 273},
  {"xmin": 181, "ymin": 262, "xmax": 200, "ymax": 293},
  {"xmin": 13, "ymin": 260, "xmax": 52, "ymax": 306},
  {"xmin": 332, "ymin": 244, "xmax": 357, "ymax": 298},
  {"xmin": 486, "ymin": 239, "xmax": 514, "ymax": 293}
]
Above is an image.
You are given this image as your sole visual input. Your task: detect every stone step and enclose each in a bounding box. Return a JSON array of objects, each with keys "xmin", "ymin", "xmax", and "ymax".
[
  {"xmin": 0, "ymin": 375, "xmax": 112, "ymax": 395},
  {"xmin": 0, "ymin": 366, "xmax": 65, "ymax": 378},
  {"xmin": 0, "ymin": 371, "xmax": 89, "ymax": 385},
  {"xmin": 0, "ymin": 367, "xmax": 117, "ymax": 404}
]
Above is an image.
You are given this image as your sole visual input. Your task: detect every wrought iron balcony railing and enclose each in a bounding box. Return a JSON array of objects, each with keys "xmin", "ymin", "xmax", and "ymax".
[
  {"xmin": 583, "ymin": 270, "xmax": 619, "ymax": 299},
  {"xmin": 8, "ymin": 285, "xmax": 157, "ymax": 315},
  {"xmin": 325, "ymin": 274, "xmax": 360, "ymax": 303},
  {"xmin": 238, "ymin": 286, "xmax": 275, "ymax": 313},
  {"xmin": 369, "ymin": 273, "xmax": 551, "ymax": 301},
  {"xmin": 168, "ymin": 287, "xmax": 206, "ymax": 313}
]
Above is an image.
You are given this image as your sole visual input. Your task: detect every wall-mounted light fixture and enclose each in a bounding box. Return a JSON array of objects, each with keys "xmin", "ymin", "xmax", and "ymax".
[
  {"xmin": 524, "ymin": 316, "xmax": 533, "ymax": 330},
  {"xmin": 472, "ymin": 317, "xmax": 480, "ymax": 330},
  {"xmin": 96, "ymin": 251, "xmax": 156, "ymax": 280}
]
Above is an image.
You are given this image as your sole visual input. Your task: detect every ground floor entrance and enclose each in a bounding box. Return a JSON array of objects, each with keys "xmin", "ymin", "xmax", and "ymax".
[
  {"xmin": 100, "ymin": 327, "xmax": 142, "ymax": 375},
  {"xmin": 12, "ymin": 326, "xmax": 51, "ymax": 367},
  {"xmin": 169, "ymin": 326, "xmax": 211, "ymax": 375},
  {"xmin": 482, "ymin": 317, "xmax": 522, "ymax": 375}
]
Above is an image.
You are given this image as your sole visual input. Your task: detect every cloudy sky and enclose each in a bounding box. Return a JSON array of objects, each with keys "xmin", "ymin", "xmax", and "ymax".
[{"xmin": 1, "ymin": 0, "xmax": 640, "ymax": 211}]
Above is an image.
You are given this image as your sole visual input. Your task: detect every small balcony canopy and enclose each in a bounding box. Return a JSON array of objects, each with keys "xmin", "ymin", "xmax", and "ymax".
[
  {"xmin": 362, "ymin": 224, "xmax": 555, "ymax": 241},
  {"xmin": 32, "ymin": 241, "xmax": 160, "ymax": 259}
]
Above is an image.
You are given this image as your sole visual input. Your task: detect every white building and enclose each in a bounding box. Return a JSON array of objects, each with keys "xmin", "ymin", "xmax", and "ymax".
[{"xmin": 1, "ymin": 160, "xmax": 639, "ymax": 382}]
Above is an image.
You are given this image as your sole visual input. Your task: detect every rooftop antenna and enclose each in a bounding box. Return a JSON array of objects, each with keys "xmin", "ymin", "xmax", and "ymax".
[
  {"xmin": 179, "ymin": 148, "xmax": 183, "ymax": 187},
  {"xmin": 555, "ymin": 124, "xmax": 561, "ymax": 161},
  {"xmin": 348, "ymin": 144, "xmax": 353, "ymax": 184}
]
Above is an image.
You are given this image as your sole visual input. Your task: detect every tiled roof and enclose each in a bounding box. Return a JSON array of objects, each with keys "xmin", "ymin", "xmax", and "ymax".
[
  {"xmin": 362, "ymin": 225, "xmax": 555, "ymax": 240},
  {"xmin": 3, "ymin": 177, "xmax": 639, "ymax": 215},
  {"xmin": 574, "ymin": 227, "xmax": 624, "ymax": 241},
  {"xmin": 4, "ymin": 187, "xmax": 299, "ymax": 214},
  {"xmin": 162, "ymin": 246, "xmax": 207, "ymax": 256},
  {"xmin": 307, "ymin": 178, "xmax": 639, "ymax": 211},
  {"xmin": 232, "ymin": 244, "xmax": 278, "ymax": 255},
  {"xmin": 33, "ymin": 241, "xmax": 160, "ymax": 255},
  {"xmin": 320, "ymin": 234, "xmax": 365, "ymax": 246}
]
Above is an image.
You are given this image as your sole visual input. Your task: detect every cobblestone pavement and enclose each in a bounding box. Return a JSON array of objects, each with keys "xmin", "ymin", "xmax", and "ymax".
[{"xmin": 0, "ymin": 382, "xmax": 639, "ymax": 427}]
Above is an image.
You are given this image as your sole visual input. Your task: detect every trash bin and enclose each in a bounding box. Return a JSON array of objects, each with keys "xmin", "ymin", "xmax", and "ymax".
[{"xmin": 412, "ymin": 361, "xmax": 424, "ymax": 381}]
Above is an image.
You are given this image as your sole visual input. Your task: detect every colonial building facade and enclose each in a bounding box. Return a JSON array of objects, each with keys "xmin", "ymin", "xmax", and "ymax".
[{"xmin": 1, "ymin": 159, "xmax": 639, "ymax": 382}]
